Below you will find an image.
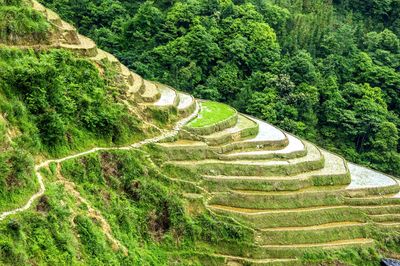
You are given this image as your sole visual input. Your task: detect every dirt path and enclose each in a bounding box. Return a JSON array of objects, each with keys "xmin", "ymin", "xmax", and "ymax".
[{"xmin": 0, "ymin": 101, "xmax": 199, "ymax": 221}]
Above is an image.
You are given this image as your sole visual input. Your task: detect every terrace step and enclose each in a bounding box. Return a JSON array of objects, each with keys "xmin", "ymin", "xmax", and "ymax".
[
  {"xmin": 370, "ymin": 214, "xmax": 400, "ymax": 223},
  {"xmin": 155, "ymin": 139, "xmax": 216, "ymax": 160},
  {"xmin": 177, "ymin": 93, "xmax": 196, "ymax": 117},
  {"xmin": 212, "ymin": 116, "xmax": 288, "ymax": 154},
  {"xmin": 345, "ymin": 164, "xmax": 400, "ymax": 198},
  {"xmin": 127, "ymin": 72, "xmax": 145, "ymax": 97},
  {"xmin": 59, "ymin": 34, "xmax": 97, "ymax": 57},
  {"xmin": 201, "ymin": 149, "xmax": 349, "ymax": 192},
  {"xmin": 261, "ymin": 221, "xmax": 365, "ymax": 232},
  {"xmin": 59, "ymin": 21, "xmax": 80, "ymax": 45},
  {"xmin": 254, "ymin": 238, "xmax": 374, "ymax": 259},
  {"xmin": 215, "ymin": 254, "xmax": 299, "ymax": 266},
  {"xmin": 345, "ymin": 193, "xmax": 400, "ymax": 206},
  {"xmin": 375, "ymin": 222, "xmax": 400, "ymax": 229},
  {"xmin": 208, "ymin": 184, "xmax": 349, "ymax": 210},
  {"xmin": 346, "ymin": 163, "xmax": 399, "ymax": 190},
  {"xmin": 199, "ymin": 114, "xmax": 259, "ymax": 146},
  {"xmin": 149, "ymin": 84, "xmax": 179, "ymax": 108},
  {"xmin": 220, "ymin": 134, "xmax": 305, "ymax": 160},
  {"xmin": 91, "ymin": 48, "xmax": 119, "ymax": 66},
  {"xmin": 141, "ymin": 80, "xmax": 161, "ymax": 102},
  {"xmin": 184, "ymin": 102, "xmax": 238, "ymax": 135},
  {"xmin": 120, "ymin": 64, "xmax": 135, "ymax": 86},
  {"xmin": 255, "ymin": 221, "xmax": 368, "ymax": 245},
  {"xmin": 261, "ymin": 238, "xmax": 374, "ymax": 248},
  {"xmin": 356, "ymin": 205, "xmax": 400, "ymax": 216},
  {"xmin": 165, "ymin": 141, "xmax": 324, "ymax": 177},
  {"xmin": 207, "ymin": 204, "xmax": 367, "ymax": 229}
]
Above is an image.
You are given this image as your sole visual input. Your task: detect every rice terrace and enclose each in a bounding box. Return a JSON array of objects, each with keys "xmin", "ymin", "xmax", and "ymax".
[{"xmin": 0, "ymin": 0, "xmax": 399, "ymax": 265}]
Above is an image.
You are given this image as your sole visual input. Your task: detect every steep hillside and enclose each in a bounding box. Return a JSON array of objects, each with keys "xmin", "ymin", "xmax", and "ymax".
[
  {"xmin": 39, "ymin": 0, "xmax": 400, "ymax": 177},
  {"xmin": 0, "ymin": 1, "xmax": 400, "ymax": 265},
  {"xmin": 0, "ymin": 1, "xmax": 253, "ymax": 265}
]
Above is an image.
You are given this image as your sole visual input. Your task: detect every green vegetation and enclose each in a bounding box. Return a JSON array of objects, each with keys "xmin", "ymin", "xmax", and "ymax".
[
  {"xmin": 0, "ymin": 45, "xmax": 145, "ymax": 216},
  {"xmin": 0, "ymin": 40, "xmax": 145, "ymax": 224},
  {"xmin": 0, "ymin": 1, "xmax": 50, "ymax": 44},
  {"xmin": 40, "ymin": 0, "xmax": 400, "ymax": 176},
  {"xmin": 187, "ymin": 102, "xmax": 236, "ymax": 128},
  {"xmin": 0, "ymin": 1, "xmax": 399, "ymax": 265},
  {"xmin": 0, "ymin": 150, "xmax": 253, "ymax": 265},
  {"xmin": 303, "ymin": 247, "xmax": 380, "ymax": 266},
  {"xmin": 0, "ymin": 48, "xmax": 141, "ymax": 156},
  {"xmin": 0, "ymin": 149, "xmax": 37, "ymax": 212}
]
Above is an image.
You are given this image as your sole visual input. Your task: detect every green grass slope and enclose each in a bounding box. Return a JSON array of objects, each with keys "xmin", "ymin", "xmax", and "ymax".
[{"xmin": 0, "ymin": 150, "xmax": 254, "ymax": 265}]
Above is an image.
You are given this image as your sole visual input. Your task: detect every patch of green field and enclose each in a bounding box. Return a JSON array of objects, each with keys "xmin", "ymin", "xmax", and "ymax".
[{"xmin": 187, "ymin": 101, "xmax": 236, "ymax": 128}]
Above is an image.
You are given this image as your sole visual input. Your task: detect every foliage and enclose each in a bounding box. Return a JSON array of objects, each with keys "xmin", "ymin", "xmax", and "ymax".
[
  {"xmin": 0, "ymin": 48, "xmax": 141, "ymax": 156},
  {"xmin": 0, "ymin": 1, "xmax": 398, "ymax": 265},
  {"xmin": 0, "ymin": 2, "xmax": 50, "ymax": 44},
  {"xmin": 0, "ymin": 15, "xmax": 143, "ymax": 222},
  {"xmin": 0, "ymin": 149, "xmax": 36, "ymax": 212},
  {"xmin": 0, "ymin": 150, "xmax": 253, "ymax": 265}
]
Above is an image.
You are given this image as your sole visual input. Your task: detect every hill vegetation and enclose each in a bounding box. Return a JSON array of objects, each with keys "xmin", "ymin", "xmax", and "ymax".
[
  {"xmin": 0, "ymin": 0, "xmax": 400, "ymax": 265},
  {"xmin": 0, "ymin": 0, "xmax": 50, "ymax": 44},
  {"xmin": 0, "ymin": 2, "xmax": 253, "ymax": 265},
  {"xmin": 40, "ymin": 0, "xmax": 400, "ymax": 176}
]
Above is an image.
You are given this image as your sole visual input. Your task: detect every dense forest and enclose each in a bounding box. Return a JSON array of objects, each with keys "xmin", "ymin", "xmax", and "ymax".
[{"xmin": 39, "ymin": 0, "xmax": 400, "ymax": 176}]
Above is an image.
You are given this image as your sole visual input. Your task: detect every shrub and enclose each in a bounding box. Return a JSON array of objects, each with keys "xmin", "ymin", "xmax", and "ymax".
[{"xmin": 0, "ymin": 6, "xmax": 50, "ymax": 44}]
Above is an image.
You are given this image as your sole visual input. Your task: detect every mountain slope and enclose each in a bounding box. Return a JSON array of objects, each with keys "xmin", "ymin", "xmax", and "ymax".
[
  {"xmin": 0, "ymin": 1, "xmax": 399, "ymax": 265},
  {"xmin": 38, "ymin": 0, "xmax": 400, "ymax": 177}
]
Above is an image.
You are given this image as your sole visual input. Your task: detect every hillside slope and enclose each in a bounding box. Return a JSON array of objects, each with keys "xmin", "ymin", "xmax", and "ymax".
[
  {"xmin": 38, "ymin": 0, "xmax": 400, "ymax": 177},
  {"xmin": 0, "ymin": 1, "xmax": 400, "ymax": 265}
]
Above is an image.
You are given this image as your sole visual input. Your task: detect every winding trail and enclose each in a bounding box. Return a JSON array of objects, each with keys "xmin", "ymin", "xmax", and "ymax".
[{"xmin": 0, "ymin": 102, "xmax": 199, "ymax": 221}]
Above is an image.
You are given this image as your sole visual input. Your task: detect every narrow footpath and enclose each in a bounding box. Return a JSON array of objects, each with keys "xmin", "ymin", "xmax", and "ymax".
[{"xmin": 0, "ymin": 102, "xmax": 199, "ymax": 221}]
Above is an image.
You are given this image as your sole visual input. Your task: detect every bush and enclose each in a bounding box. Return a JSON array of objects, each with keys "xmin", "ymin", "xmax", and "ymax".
[
  {"xmin": 0, "ymin": 6, "xmax": 50, "ymax": 44},
  {"xmin": 0, "ymin": 49, "xmax": 141, "ymax": 155}
]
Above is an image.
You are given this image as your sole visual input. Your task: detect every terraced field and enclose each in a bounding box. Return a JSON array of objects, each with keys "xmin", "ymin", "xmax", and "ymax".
[
  {"xmin": 10, "ymin": 0, "xmax": 190, "ymax": 115},
  {"xmin": 5, "ymin": 1, "xmax": 400, "ymax": 265},
  {"xmin": 186, "ymin": 101, "xmax": 237, "ymax": 131},
  {"xmin": 157, "ymin": 101, "xmax": 400, "ymax": 264}
]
